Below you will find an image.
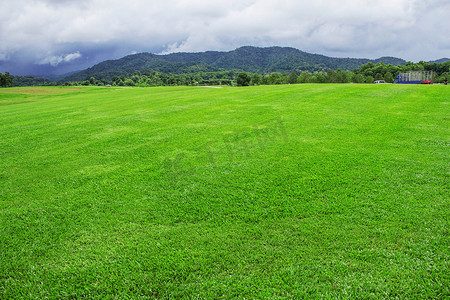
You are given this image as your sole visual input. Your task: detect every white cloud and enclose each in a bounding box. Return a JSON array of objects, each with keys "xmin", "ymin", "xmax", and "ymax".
[
  {"xmin": 0, "ymin": 0, "xmax": 449, "ymax": 71},
  {"xmin": 64, "ymin": 51, "xmax": 82, "ymax": 62},
  {"xmin": 39, "ymin": 51, "xmax": 82, "ymax": 66}
]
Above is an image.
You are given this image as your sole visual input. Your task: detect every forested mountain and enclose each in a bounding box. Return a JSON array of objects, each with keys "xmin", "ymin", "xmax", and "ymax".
[
  {"xmin": 430, "ymin": 58, "xmax": 450, "ymax": 64},
  {"xmin": 64, "ymin": 46, "xmax": 406, "ymax": 81}
]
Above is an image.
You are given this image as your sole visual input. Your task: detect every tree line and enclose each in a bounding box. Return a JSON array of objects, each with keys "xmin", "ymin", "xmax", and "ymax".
[
  {"xmin": 2, "ymin": 60, "xmax": 449, "ymax": 88},
  {"xmin": 0, "ymin": 72, "xmax": 14, "ymax": 87}
]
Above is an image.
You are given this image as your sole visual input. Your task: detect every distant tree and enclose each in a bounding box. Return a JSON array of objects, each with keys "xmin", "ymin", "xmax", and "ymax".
[
  {"xmin": 6, "ymin": 72, "xmax": 13, "ymax": 86},
  {"xmin": 365, "ymin": 76, "xmax": 375, "ymax": 84},
  {"xmin": 437, "ymin": 72, "xmax": 450, "ymax": 83},
  {"xmin": 131, "ymin": 75, "xmax": 140, "ymax": 83},
  {"xmin": 280, "ymin": 73, "xmax": 289, "ymax": 84},
  {"xmin": 168, "ymin": 74, "xmax": 177, "ymax": 85},
  {"xmin": 326, "ymin": 69, "xmax": 337, "ymax": 83},
  {"xmin": 384, "ymin": 72, "xmax": 394, "ymax": 83},
  {"xmin": 236, "ymin": 72, "xmax": 251, "ymax": 86},
  {"xmin": 374, "ymin": 73, "xmax": 383, "ymax": 80},
  {"xmin": 314, "ymin": 72, "xmax": 327, "ymax": 83},
  {"xmin": 363, "ymin": 69, "xmax": 374, "ymax": 77},
  {"xmin": 298, "ymin": 72, "xmax": 312, "ymax": 83},
  {"xmin": 12, "ymin": 75, "xmax": 50, "ymax": 87},
  {"xmin": 360, "ymin": 62, "xmax": 375, "ymax": 72},
  {"xmin": 287, "ymin": 71, "xmax": 298, "ymax": 84},
  {"xmin": 336, "ymin": 69, "xmax": 350, "ymax": 83},
  {"xmin": 251, "ymin": 73, "xmax": 262, "ymax": 85},
  {"xmin": 124, "ymin": 78, "xmax": 135, "ymax": 86},
  {"xmin": 0, "ymin": 72, "xmax": 13, "ymax": 87},
  {"xmin": 387, "ymin": 64, "xmax": 399, "ymax": 75},
  {"xmin": 351, "ymin": 73, "xmax": 365, "ymax": 83},
  {"xmin": 373, "ymin": 63, "xmax": 386, "ymax": 76},
  {"xmin": 268, "ymin": 73, "xmax": 282, "ymax": 85}
]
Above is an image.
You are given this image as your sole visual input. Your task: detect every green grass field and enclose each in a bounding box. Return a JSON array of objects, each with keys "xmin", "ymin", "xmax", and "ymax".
[{"xmin": 1, "ymin": 84, "xmax": 448, "ymax": 298}]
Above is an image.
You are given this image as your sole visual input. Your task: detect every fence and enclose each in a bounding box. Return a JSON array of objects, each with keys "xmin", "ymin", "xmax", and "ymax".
[{"xmin": 395, "ymin": 71, "xmax": 435, "ymax": 84}]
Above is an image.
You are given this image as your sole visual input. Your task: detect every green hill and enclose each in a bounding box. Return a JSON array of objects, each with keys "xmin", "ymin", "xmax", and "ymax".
[
  {"xmin": 64, "ymin": 46, "xmax": 406, "ymax": 81},
  {"xmin": 430, "ymin": 58, "xmax": 450, "ymax": 64}
]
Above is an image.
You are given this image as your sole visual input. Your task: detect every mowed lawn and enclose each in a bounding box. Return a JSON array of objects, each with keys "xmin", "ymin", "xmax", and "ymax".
[{"xmin": 0, "ymin": 84, "xmax": 448, "ymax": 298}]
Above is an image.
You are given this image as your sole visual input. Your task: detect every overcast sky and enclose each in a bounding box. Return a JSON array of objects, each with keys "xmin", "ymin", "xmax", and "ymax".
[{"xmin": 1, "ymin": 0, "xmax": 449, "ymax": 75}]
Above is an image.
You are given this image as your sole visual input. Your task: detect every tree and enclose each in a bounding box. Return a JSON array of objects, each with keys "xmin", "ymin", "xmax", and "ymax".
[
  {"xmin": 374, "ymin": 73, "xmax": 383, "ymax": 80},
  {"xmin": 351, "ymin": 73, "xmax": 365, "ymax": 83},
  {"xmin": 287, "ymin": 71, "xmax": 298, "ymax": 84},
  {"xmin": 314, "ymin": 72, "xmax": 327, "ymax": 83},
  {"xmin": 365, "ymin": 76, "xmax": 374, "ymax": 84},
  {"xmin": 268, "ymin": 73, "xmax": 282, "ymax": 85},
  {"xmin": 168, "ymin": 74, "xmax": 177, "ymax": 85},
  {"xmin": 124, "ymin": 78, "xmax": 135, "ymax": 86},
  {"xmin": 6, "ymin": 72, "xmax": 13, "ymax": 86},
  {"xmin": 251, "ymin": 73, "xmax": 262, "ymax": 85},
  {"xmin": 326, "ymin": 69, "xmax": 337, "ymax": 83},
  {"xmin": 336, "ymin": 69, "xmax": 350, "ymax": 83},
  {"xmin": 236, "ymin": 72, "xmax": 251, "ymax": 86},
  {"xmin": 384, "ymin": 72, "xmax": 394, "ymax": 83},
  {"xmin": 0, "ymin": 72, "xmax": 13, "ymax": 87},
  {"xmin": 298, "ymin": 72, "xmax": 312, "ymax": 83}
]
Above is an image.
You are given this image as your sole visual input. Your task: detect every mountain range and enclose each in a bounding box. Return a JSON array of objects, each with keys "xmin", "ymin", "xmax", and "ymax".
[
  {"xmin": 63, "ymin": 46, "xmax": 407, "ymax": 82},
  {"xmin": 429, "ymin": 58, "xmax": 450, "ymax": 64}
]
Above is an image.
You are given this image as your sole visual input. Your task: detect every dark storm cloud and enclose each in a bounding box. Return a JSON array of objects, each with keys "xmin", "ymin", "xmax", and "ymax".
[{"xmin": 1, "ymin": 0, "xmax": 449, "ymax": 75}]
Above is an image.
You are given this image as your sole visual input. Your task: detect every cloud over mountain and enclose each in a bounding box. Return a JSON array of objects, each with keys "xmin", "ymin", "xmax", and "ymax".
[
  {"xmin": 39, "ymin": 52, "xmax": 82, "ymax": 66},
  {"xmin": 1, "ymin": 0, "xmax": 449, "ymax": 75}
]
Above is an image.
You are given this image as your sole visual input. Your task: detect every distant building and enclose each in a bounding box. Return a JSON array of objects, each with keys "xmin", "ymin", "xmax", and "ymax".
[{"xmin": 394, "ymin": 71, "xmax": 434, "ymax": 84}]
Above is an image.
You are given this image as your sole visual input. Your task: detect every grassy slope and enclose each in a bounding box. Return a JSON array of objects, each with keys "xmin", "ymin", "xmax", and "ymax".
[{"xmin": 0, "ymin": 85, "xmax": 448, "ymax": 298}]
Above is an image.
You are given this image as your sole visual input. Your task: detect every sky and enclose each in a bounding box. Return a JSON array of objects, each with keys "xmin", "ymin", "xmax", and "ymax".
[{"xmin": 1, "ymin": 0, "xmax": 449, "ymax": 76}]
